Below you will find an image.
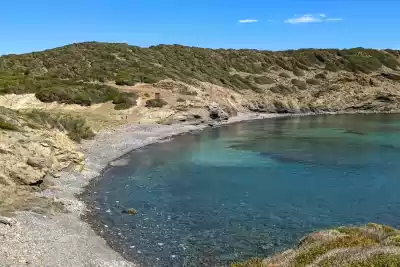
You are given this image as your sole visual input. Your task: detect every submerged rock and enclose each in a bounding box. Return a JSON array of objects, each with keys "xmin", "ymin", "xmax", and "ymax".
[{"xmin": 123, "ymin": 208, "xmax": 138, "ymax": 215}]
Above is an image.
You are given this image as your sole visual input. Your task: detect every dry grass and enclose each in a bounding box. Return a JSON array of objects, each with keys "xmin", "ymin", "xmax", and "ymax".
[{"xmin": 235, "ymin": 224, "xmax": 400, "ymax": 267}]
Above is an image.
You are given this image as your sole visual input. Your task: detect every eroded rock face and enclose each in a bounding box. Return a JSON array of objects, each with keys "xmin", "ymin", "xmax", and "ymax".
[
  {"xmin": 0, "ymin": 131, "xmax": 84, "ymax": 187},
  {"xmin": 207, "ymin": 103, "xmax": 229, "ymax": 120}
]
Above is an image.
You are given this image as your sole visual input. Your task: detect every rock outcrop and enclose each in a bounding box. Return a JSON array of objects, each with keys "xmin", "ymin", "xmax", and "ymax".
[
  {"xmin": 0, "ymin": 132, "xmax": 84, "ymax": 187},
  {"xmin": 233, "ymin": 223, "xmax": 400, "ymax": 267}
]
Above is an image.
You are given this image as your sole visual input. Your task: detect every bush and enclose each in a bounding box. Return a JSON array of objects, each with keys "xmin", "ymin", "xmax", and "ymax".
[
  {"xmin": 25, "ymin": 111, "xmax": 95, "ymax": 142},
  {"xmin": 279, "ymin": 72, "xmax": 291, "ymax": 78},
  {"xmin": 269, "ymin": 66, "xmax": 280, "ymax": 71},
  {"xmin": 0, "ymin": 42, "xmax": 399, "ymax": 98},
  {"xmin": 112, "ymin": 92, "xmax": 136, "ymax": 110},
  {"xmin": 0, "ymin": 117, "xmax": 19, "ymax": 131},
  {"xmin": 178, "ymin": 87, "xmax": 198, "ymax": 96},
  {"xmin": 293, "ymin": 68, "xmax": 305, "ymax": 77},
  {"xmin": 115, "ymin": 79, "xmax": 136, "ymax": 86},
  {"xmin": 306, "ymin": 79, "xmax": 320, "ymax": 85},
  {"xmin": 270, "ymin": 84, "xmax": 293, "ymax": 95},
  {"xmin": 254, "ymin": 76, "xmax": 275, "ymax": 85},
  {"xmin": 315, "ymin": 73, "xmax": 327, "ymax": 79},
  {"xmin": 325, "ymin": 62, "xmax": 339, "ymax": 72},
  {"xmin": 176, "ymin": 97, "xmax": 185, "ymax": 102},
  {"xmin": 291, "ymin": 79, "xmax": 307, "ymax": 90},
  {"xmin": 145, "ymin": 98, "xmax": 168, "ymax": 108}
]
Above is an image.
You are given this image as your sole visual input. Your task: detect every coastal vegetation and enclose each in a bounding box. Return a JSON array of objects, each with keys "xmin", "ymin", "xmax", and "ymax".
[
  {"xmin": 1, "ymin": 43, "xmax": 399, "ymax": 101},
  {"xmin": 0, "ymin": 107, "xmax": 95, "ymax": 142},
  {"xmin": 145, "ymin": 98, "xmax": 168, "ymax": 108},
  {"xmin": 232, "ymin": 223, "xmax": 400, "ymax": 267}
]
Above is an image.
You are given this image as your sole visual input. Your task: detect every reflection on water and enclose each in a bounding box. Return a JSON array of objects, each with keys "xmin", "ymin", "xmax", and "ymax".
[{"xmin": 84, "ymin": 114, "xmax": 400, "ymax": 267}]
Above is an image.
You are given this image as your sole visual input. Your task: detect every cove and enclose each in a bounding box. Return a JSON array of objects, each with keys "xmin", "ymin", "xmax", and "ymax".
[{"xmin": 83, "ymin": 114, "xmax": 400, "ymax": 267}]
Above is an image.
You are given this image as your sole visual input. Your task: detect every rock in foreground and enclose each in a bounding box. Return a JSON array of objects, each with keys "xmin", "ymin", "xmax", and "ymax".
[{"xmin": 233, "ymin": 223, "xmax": 400, "ymax": 267}]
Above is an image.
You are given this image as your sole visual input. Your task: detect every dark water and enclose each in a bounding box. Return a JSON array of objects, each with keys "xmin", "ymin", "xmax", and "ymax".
[{"xmin": 84, "ymin": 114, "xmax": 400, "ymax": 266}]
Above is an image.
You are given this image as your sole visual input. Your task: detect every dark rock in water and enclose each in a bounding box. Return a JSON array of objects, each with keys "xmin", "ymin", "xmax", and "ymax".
[
  {"xmin": 380, "ymin": 144, "xmax": 398, "ymax": 150},
  {"xmin": 122, "ymin": 208, "xmax": 137, "ymax": 215},
  {"xmin": 259, "ymin": 152, "xmax": 303, "ymax": 164},
  {"xmin": 344, "ymin": 130, "xmax": 368, "ymax": 136}
]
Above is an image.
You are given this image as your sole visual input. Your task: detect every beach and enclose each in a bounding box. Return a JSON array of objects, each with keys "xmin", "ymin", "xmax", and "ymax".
[{"xmin": 0, "ymin": 113, "xmax": 282, "ymax": 267}]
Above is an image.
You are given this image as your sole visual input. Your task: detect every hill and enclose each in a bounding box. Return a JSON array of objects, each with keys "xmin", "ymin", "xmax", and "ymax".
[{"xmin": 1, "ymin": 42, "xmax": 400, "ymax": 113}]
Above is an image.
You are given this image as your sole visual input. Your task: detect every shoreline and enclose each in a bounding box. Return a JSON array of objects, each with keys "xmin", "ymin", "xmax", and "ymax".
[
  {"xmin": 1, "ymin": 111, "xmax": 399, "ymax": 267},
  {"xmin": 0, "ymin": 112, "xmax": 284, "ymax": 267}
]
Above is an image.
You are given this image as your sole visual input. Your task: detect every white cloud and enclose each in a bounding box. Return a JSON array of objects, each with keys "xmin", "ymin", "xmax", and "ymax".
[
  {"xmin": 284, "ymin": 14, "xmax": 342, "ymax": 24},
  {"xmin": 326, "ymin": 18, "xmax": 343, "ymax": 21},
  {"xmin": 238, "ymin": 19, "xmax": 258, "ymax": 23}
]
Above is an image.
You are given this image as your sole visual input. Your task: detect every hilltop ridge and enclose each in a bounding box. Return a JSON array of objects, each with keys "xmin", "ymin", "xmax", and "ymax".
[{"xmin": 1, "ymin": 42, "xmax": 400, "ymax": 114}]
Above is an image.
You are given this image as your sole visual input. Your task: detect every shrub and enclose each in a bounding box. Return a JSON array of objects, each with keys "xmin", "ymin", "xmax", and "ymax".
[
  {"xmin": 315, "ymin": 73, "xmax": 327, "ymax": 79},
  {"xmin": 143, "ymin": 92, "xmax": 150, "ymax": 97},
  {"xmin": 176, "ymin": 97, "xmax": 185, "ymax": 102},
  {"xmin": 178, "ymin": 87, "xmax": 198, "ymax": 96},
  {"xmin": 293, "ymin": 68, "xmax": 305, "ymax": 77},
  {"xmin": 112, "ymin": 93, "xmax": 136, "ymax": 110},
  {"xmin": 145, "ymin": 98, "xmax": 168, "ymax": 108},
  {"xmin": 279, "ymin": 72, "xmax": 291, "ymax": 78},
  {"xmin": 0, "ymin": 42, "xmax": 399, "ymax": 97},
  {"xmin": 25, "ymin": 111, "xmax": 95, "ymax": 142},
  {"xmin": 0, "ymin": 117, "xmax": 19, "ymax": 131},
  {"xmin": 328, "ymin": 84, "xmax": 341, "ymax": 91},
  {"xmin": 115, "ymin": 79, "xmax": 136, "ymax": 86},
  {"xmin": 306, "ymin": 78, "xmax": 320, "ymax": 85},
  {"xmin": 270, "ymin": 84, "xmax": 293, "ymax": 95},
  {"xmin": 325, "ymin": 62, "xmax": 339, "ymax": 72},
  {"xmin": 269, "ymin": 66, "xmax": 280, "ymax": 71},
  {"xmin": 344, "ymin": 55, "xmax": 382, "ymax": 73},
  {"xmin": 254, "ymin": 76, "xmax": 275, "ymax": 85},
  {"xmin": 291, "ymin": 79, "xmax": 307, "ymax": 90}
]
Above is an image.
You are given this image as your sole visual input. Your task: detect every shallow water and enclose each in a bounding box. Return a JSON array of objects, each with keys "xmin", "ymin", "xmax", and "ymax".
[{"xmin": 84, "ymin": 114, "xmax": 400, "ymax": 266}]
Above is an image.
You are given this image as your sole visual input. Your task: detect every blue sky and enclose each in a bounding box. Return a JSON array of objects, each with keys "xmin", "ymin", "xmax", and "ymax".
[{"xmin": 1, "ymin": 0, "xmax": 399, "ymax": 54}]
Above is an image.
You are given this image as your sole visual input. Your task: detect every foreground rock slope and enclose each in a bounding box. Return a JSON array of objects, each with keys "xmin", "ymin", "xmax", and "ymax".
[{"xmin": 233, "ymin": 224, "xmax": 400, "ymax": 267}]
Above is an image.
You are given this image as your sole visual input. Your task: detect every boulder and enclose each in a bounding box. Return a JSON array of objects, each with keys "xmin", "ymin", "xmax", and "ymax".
[
  {"xmin": 123, "ymin": 208, "xmax": 138, "ymax": 215},
  {"xmin": 27, "ymin": 156, "xmax": 52, "ymax": 169},
  {"xmin": 207, "ymin": 103, "xmax": 229, "ymax": 120},
  {"xmin": 9, "ymin": 162, "xmax": 46, "ymax": 186}
]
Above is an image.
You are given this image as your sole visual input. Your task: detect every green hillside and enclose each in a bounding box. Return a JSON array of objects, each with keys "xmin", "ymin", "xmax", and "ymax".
[{"xmin": 0, "ymin": 42, "xmax": 399, "ymax": 108}]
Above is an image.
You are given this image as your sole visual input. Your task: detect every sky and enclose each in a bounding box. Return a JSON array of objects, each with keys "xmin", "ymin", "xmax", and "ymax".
[{"xmin": 1, "ymin": 0, "xmax": 399, "ymax": 55}]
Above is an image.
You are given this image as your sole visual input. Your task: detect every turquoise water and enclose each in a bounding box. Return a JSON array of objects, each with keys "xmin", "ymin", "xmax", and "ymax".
[{"xmin": 84, "ymin": 114, "xmax": 400, "ymax": 266}]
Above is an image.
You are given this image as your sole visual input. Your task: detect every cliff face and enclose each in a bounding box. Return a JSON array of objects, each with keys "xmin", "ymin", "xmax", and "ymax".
[{"xmin": 0, "ymin": 107, "xmax": 87, "ymax": 214}]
